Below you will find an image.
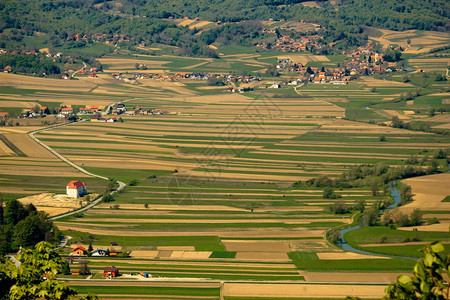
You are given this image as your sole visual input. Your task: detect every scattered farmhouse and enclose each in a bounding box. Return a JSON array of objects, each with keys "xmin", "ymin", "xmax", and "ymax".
[
  {"xmin": 116, "ymin": 103, "xmax": 126, "ymax": 113},
  {"xmin": 103, "ymin": 266, "xmax": 119, "ymax": 277},
  {"xmin": 78, "ymin": 107, "xmax": 90, "ymax": 115},
  {"xmin": 0, "ymin": 111, "xmax": 8, "ymax": 118},
  {"xmin": 66, "ymin": 180, "xmax": 87, "ymax": 198},
  {"xmin": 61, "ymin": 107, "xmax": 74, "ymax": 115},
  {"xmin": 72, "ymin": 246, "xmax": 87, "ymax": 256},
  {"xmin": 90, "ymin": 105, "xmax": 99, "ymax": 113}
]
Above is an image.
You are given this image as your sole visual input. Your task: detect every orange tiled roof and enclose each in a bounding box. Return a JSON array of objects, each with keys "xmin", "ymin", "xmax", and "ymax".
[{"xmin": 67, "ymin": 180, "xmax": 86, "ymax": 189}]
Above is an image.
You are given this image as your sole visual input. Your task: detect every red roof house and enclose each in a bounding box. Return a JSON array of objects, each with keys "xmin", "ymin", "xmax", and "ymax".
[
  {"xmin": 72, "ymin": 246, "xmax": 86, "ymax": 256},
  {"xmin": 61, "ymin": 107, "xmax": 73, "ymax": 115},
  {"xmin": 66, "ymin": 180, "xmax": 87, "ymax": 198},
  {"xmin": 103, "ymin": 266, "xmax": 119, "ymax": 277}
]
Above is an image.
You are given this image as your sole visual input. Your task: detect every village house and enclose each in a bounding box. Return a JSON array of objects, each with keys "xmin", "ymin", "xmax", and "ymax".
[
  {"xmin": 66, "ymin": 180, "xmax": 87, "ymax": 198},
  {"xmin": 0, "ymin": 111, "xmax": 9, "ymax": 118},
  {"xmin": 72, "ymin": 246, "xmax": 87, "ymax": 256},
  {"xmin": 103, "ymin": 266, "xmax": 119, "ymax": 277},
  {"xmin": 78, "ymin": 107, "xmax": 90, "ymax": 115},
  {"xmin": 90, "ymin": 105, "xmax": 99, "ymax": 113},
  {"xmin": 61, "ymin": 107, "xmax": 73, "ymax": 115},
  {"xmin": 116, "ymin": 103, "xmax": 126, "ymax": 113}
]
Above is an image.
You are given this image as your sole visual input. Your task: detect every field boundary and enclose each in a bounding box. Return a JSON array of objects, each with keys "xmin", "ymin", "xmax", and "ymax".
[{"xmin": 0, "ymin": 134, "xmax": 26, "ymax": 156}]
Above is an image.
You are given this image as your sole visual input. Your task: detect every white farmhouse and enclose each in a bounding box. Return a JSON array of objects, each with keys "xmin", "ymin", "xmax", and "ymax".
[{"xmin": 66, "ymin": 180, "xmax": 87, "ymax": 198}]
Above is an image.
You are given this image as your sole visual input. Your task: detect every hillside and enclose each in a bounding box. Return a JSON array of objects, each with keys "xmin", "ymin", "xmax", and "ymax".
[{"xmin": 0, "ymin": 0, "xmax": 448, "ymax": 54}]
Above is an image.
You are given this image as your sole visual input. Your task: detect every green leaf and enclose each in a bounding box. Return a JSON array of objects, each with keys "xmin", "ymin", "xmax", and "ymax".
[
  {"xmin": 397, "ymin": 275, "xmax": 412, "ymax": 285},
  {"xmin": 424, "ymin": 253, "xmax": 434, "ymax": 267},
  {"xmin": 413, "ymin": 262, "xmax": 425, "ymax": 277},
  {"xmin": 420, "ymin": 281, "xmax": 430, "ymax": 293},
  {"xmin": 430, "ymin": 242, "xmax": 444, "ymax": 253}
]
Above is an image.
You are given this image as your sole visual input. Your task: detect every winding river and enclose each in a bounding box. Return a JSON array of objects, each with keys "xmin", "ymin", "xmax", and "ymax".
[{"xmin": 338, "ymin": 181, "xmax": 417, "ymax": 261}]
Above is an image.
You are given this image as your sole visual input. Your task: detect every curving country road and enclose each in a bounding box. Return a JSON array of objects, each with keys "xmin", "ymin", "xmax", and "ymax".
[{"xmin": 28, "ymin": 117, "xmax": 126, "ymax": 221}]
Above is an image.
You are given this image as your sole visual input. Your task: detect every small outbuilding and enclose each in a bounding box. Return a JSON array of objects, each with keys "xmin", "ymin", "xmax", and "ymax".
[
  {"xmin": 66, "ymin": 180, "xmax": 87, "ymax": 198},
  {"xmin": 103, "ymin": 266, "xmax": 119, "ymax": 277}
]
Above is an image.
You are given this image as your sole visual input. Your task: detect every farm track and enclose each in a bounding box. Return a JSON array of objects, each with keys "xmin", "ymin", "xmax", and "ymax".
[{"xmin": 27, "ymin": 117, "xmax": 126, "ymax": 221}]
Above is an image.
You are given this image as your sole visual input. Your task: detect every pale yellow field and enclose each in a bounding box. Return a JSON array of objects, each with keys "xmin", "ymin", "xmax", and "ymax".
[
  {"xmin": 3, "ymin": 133, "xmax": 54, "ymax": 158},
  {"xmin": 178, "ymin": 19, "xmax": 195, "ymax": 27},
  {"xmin": 317, "ymin": 252, "xmax": 389, "ymax": 260},
  {"xmin": 302, "ymin": 272, "xmax": 402, "ymax": 283},
  {"xmin": 370, "ymin": 29, "xmax": 449, "ymax": 54},
  {"xmin": 223, "ymin": 283, "xmax": 386, "ymax": 299},
  {"xmin": 0, "ymin": 100, "xmax": 39, "ymax": 108},
  {"xmin": 400, "ymin": 173, "xmax": 450, "ymax": 213},
  {"xmin": 98, "ymin": 58, "xmax": 169, "ymax": 70},
  {"xmin": 0, "ymin": 140, "xmax": 15, "ymax": 156},
  {"xmin": 278, "ymin": 54, "xmax": 329, "ymax": 65},
  {"xmin": 358, "ymin": 76, "xmax": 414, "ymax": 87},
  {"xmin": 399, "ymin": 221, "xmax": 450, "ymax": 232},
  {"xmin": 0, "ymin": 73, "xmax": 96, "ymax": 92},
  {"xmin": 189, "ymin": 21, "xmax": 212, "ymax": 29},
  {"xmin": 301, "ymin": 1, "xmax": 320, "ymax": 7},
  {"xmin": 383, "ymin": 109, "xmax": 411, "ymax": 120}
]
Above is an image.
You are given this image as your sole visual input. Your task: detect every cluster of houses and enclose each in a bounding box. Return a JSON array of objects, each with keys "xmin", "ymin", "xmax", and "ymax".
[
  {"xmin": 0, "ymin": 48, "xmax": 102, "ymax": 79},
  {"xmin": 274, "ymin": 46, "xmax": 397, "ymax": 84},
  {"xmin": 71, "ymin": 245, "xmax": 117, "ymax": 257},
  {"xmin": 70, "ymin": 246, "xmax": 120, "ymax": 277},
  {"xmin": 111, "ymin": 71, "xmax": 212, "ymax": 83},
  {"xmin": 106, "ymin": 103, "xmax": 164, "ymax": 116},
  {"xmin": 4, "ymin": 105, "xmax": 102, "ymax": 120},
  {"xmin": 64, "ymin": 32, "xmax": 131, "ymax": 47},
  {"xmin": 66, "ymin": 67, "xmax": 100, "ymax": 79},
  {"xmin": 0, "ymin": 48, "xmax": 80, "ymax": 75},
  {"xmin": 257, "ymin": 33, "xmax": 322, "ymax": 52},
  {"xmin": 343, "ymin": 45, "xmax": 398, "ymax": 74},
  {"xmin": 55, "ymin": 105, "xmax": 97, "ymax": 118}
]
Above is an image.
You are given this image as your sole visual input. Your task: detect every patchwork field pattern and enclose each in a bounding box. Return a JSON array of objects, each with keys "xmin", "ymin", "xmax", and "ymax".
[{"xmin": 0, "ymin": 50, "xmax": 449, "ymax": 297}]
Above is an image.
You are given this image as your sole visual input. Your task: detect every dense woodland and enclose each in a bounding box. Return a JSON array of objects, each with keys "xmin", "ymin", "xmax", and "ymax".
[
  {"xmin": 0, "ymin": 198, "xmax": 59, "ymax": 255},
  {"xmin": 0, "ymin": 0, "xmax": 448, "ymax": 56}
]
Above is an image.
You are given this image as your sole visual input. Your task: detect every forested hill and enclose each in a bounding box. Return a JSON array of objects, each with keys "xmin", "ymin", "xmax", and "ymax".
[
  {"xmin": 1, "ymin": 0, "xmax": 448, "ymax": 32},
  {"xmin": 0, "ymin": 0, "xmax": 448, "ymax": 53}
]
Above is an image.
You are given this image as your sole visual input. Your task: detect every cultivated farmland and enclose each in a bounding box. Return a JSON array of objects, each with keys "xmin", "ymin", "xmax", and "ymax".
[{"xmin": 0, "ymin": 46, "xmax": 449, "ymax": 299}]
